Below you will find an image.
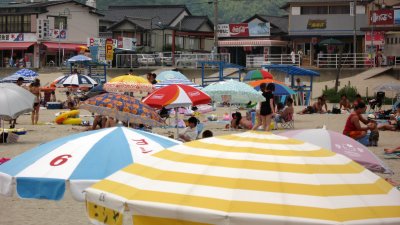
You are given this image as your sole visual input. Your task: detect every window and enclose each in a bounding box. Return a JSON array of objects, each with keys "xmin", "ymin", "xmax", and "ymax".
[
  {"xmin": 177, "ymin": 36, "xmax": 184, "ymax": 48},
  {"xmin": 8, "ymin": 15, "xmax": 20, "ymax": 32},
  {"xmin": 189, "ymin": 38, "xmax": 195, "ymax": 49},
  {"xmin": 329, "ymin": 5, "xmax": 350, "ymax": 14},
  {"xmin": 396, "ymin": 38, "xmax": 398, "ymax": 44},
  {"xmin": 292, "ymin": 6, "xmax": 301, "ymax": 15},
  {"xmin": 54, "ymin": 17, "xmax": 67, "ymax": 29},
  {"xmin": 22, "ymin": 15, "xmax": 31, "ymax": 32},
  {"xmin": 0, "ymin": 16, "xmax": 6, "ymax": 33},
  {"xmin": 301, "ymin": 6, "xmax": 328, "ymax": 15},
  {"xmin": 166, "ymin": 34, "xmax": 172, "ymax": 45},
  {"xmin": 386, "ymin": 38, "xmax": 390, "ymax": 44}
]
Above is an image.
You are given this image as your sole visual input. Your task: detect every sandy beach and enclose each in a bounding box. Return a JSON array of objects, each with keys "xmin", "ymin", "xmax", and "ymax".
[{"xmin": 0, "ymin": 71, "xmax": 400, "ymax": 225}]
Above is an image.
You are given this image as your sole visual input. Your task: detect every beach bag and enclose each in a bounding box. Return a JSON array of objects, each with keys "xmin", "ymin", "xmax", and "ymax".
[{"xmin": 332, "ymin": 107, "xmax": 341, "ymax": 114}]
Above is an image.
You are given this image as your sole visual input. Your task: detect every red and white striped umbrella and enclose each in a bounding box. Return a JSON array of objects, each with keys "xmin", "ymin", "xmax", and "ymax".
[{"xmin": 142, "ymin": 84, "xmax": 211, "ymax": 109}]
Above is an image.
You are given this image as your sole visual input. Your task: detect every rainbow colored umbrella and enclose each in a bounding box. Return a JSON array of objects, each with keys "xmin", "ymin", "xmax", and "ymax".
[
  {"xmin": 249, "ymin": 79, "xmax": 296, "ymax": 96},
  {"xmin": 80, "ymin": 93, "xmax": 163, "ymax": 127},
  {"xmin": 243, "ymin": 69, "xmax": 273, "ymax": 81},
  {"xmin": 104, "ymin": 75, "xmax": 153, "ymax": 93}
]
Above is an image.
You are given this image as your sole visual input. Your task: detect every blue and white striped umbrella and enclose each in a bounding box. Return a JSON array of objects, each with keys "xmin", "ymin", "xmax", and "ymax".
[
  {"xmin": 0, "ymin": 127, "xmax": 180, "ymax": 201},
  {"xmin": 67, "ymin": 55, "xmax": 92, "ymax": 62},
  {"xmin": 0, "ymin": 69, "xmax": 38, "ymax": 83},
  {"xmin": 157, "ymin": 71, "xmax": 189, "ymax": 81},
  {"xmin": 56, "ymin": 74, "xmax": 98, "ymax": 87},
  {"xmin": 154, "ymin": 78, "xmax": 202, "ymax": 89}
]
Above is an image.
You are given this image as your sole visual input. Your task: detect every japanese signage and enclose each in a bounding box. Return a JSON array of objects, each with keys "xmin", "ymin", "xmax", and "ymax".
[
  {"xmin": 0, "ymin": 33, "xmax": 36, "ymax": 42},
  {"xmin": 87, "ymin": 38, "xmax": 118, "ymax": 63},
  {"xmin": 50, "ymin": 29, "xmax": 67, "ymax": 39},
  {"xmin": 307, "ymin": 20, "xmax": 326, "ymax": 29},
  {"xmin": 105, "ymin": 38, "xmax": 113, "ymax": 61},
  {"xmin": 217, "ymin": 22, "xmax": 270, "ymax": 37},
  {"xmin": 117, "ymin": 37, "xmax": 137, "ymax": 51},
  {"xmin": 370, "ymin": 9, "xmax": 394, "ymax": 25}
]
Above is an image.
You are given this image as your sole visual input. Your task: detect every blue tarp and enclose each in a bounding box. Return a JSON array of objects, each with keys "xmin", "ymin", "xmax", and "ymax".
[{"xmin": 261, "ymin": 64, "xmax": 320, "ymax": 76}]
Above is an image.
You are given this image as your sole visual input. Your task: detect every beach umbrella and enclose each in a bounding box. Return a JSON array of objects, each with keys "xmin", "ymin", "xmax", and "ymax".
[
  {"xmin": 374, "ymin": 83, "xmax": 400, "ymax": 93},
  {"xmin": 279, "ymin": 129, "xmax": 393, "ymax": 174},
  {"xmin": 85, "ymin": 131, "xmax": 400, "ymax": 225},
  {"xmin": 157, "ymin": 70, "xmax": 189, "ymax": 81},
  {"xmin": 154, "ymin": 78, "xmax": 202, "ymax": 89},
  {"xmin": 80, "ymin": 93, "xmax": 164, "ymax": 127},
  {"xmin": 250, "ymin": 81, "xmax": 296, "ymax": 96},
  {"xmin": 143, "ymin": 84, "xmax": 211, "ymax": 136},
  {"xmin": 103, "ymin": 75, "xmax": 153, "ymax": 93},
  {"xmin": 202, "ymin": 79, "xmax": 264, "ymax": 104},
  {"xmin": 0, "ymin": 69, "xmax": 38, "ymax": 83},
  {"xmin": 56, "ymin": 74, "xmax": 98, "ymax": 88},
  {"xmin": 0, "ymin": 126, "xmax": 180, "ymax": 201},
  {"xmin": 142, "ymin": 84, "xmax": 210, "ymax": 109},
  {"xmin": 243, "ymin": 69, "xmax": 273, "ymax": 81},
  {"xmin": 67, "ymin": 54, "xmax": 92, "ymax": 62},
  {"xmin": 0, "ymin": 83, "xmax": 35, "ymax": 121}
]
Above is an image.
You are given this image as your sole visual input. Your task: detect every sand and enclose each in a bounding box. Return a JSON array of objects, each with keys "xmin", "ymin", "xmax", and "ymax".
[{"xmin": 0, "ymin": 72, "xmax": 399, "ymax": 225}]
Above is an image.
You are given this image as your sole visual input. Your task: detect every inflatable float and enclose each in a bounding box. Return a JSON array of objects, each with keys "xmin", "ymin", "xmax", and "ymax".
[
  {"xmin": 55, "ymin": 110, "xmax": 82, "ymax": 125},
  {"xmin": 3, "ymin": 128, "xmax": 27, "ymax": 135}
]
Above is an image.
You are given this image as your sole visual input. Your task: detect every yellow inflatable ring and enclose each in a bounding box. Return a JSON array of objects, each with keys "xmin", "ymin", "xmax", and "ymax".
[
  {"xmin": 55, "ymin": 110, "xmax": 80, "ymax": 124},
  {"xmin": 62, "ymin": 118, "xmax": 82, "ymax": 125}
]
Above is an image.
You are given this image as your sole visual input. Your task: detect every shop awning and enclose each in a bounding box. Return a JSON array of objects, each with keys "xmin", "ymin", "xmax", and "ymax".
[
  {"xmin": 218, "ymin": 39, "xmax": 288, "ymax": 47},
  {"xmin": 0, "ymin": 42, "xmax": 35, "ymax": 50},
  {"xmin": 43, "ymin": 42, "xmax": 86, "ymax": 50}
]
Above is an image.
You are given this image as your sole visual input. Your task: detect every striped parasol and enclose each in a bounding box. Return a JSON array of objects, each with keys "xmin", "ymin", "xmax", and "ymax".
[{"xmin": 85, "ymin": 131, "xmax": 400, "ymax": 225}]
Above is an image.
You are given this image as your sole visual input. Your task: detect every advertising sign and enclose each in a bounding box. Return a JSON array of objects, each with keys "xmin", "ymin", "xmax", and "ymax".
[
  {"xmin": 217, "ymin": 24, "xmax": 230, "ymax": 37},
  {"xmin": 229, "ymin": 23, "xmax": 249, "ymax": 37},
  {"xmin": 122, "ymin": 37, "xmax": 137, "ymax": 51},
  {"xmin": 50, "ymin": 29, "xmax": 67, "ymax": 39},
  {"xmin": 365, "ymin": 31, "xmax": 385, "ymax": 45},
  {"xmin": 89, "ymin": 46, "xmax": 99, "ymax": 62},
  {"xmin": 248, "ymin": 22, "xmax": 270, "ymax": 37},
  {"xmin": 395, "ymin": 9, "xmax": 400, "ymax": 24},
  {"xmin": 0, "ymin": 33, "xmax": 36, "ymax": 42},
  {"xmin": 370, "ymin": 9, "xmax": 394, "ymax": 25},
  {"xmin": 307, "ymin": 20, "xmax": 326, "ymax": 29},
  {"xmin": 87, "ymin": 38, "xmax": 118, "ymax": 48},
  {"xmin": 105, "ymin": 38, "xmax": 113, "ymax": 61}
]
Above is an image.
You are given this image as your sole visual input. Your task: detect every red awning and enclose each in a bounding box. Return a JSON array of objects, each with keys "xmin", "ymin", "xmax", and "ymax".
[
  {"xmin": 218, "ymin": 39, "xmax": 288, "ymax": 47},
  {"xmin": 43, "ymin": 42, "xmax": 86, "ymax": 50},
  {"xmin": 0, "ymin": 42, "xmax": 35, "ymax": 50}
]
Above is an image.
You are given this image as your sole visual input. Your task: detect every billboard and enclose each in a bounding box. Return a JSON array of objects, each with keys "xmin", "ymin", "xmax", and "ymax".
[
  {"xmin": 0, "ymin": 33, "xmax": 36, "ymax": 42},
  {"xmin": 395, "ymin": 9, "xmax": 400, "ymax": 25},
  {"xmin": 217, "ymin": 23, "xmax": 270, "ymax": 37},
  {"xmin": 370, "ymin": 9, "xmax": 394, "ymax": 25}
]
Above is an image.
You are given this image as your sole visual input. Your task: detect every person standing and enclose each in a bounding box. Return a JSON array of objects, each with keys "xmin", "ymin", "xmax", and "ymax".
[
  {"xmin": 29, "ymin": 78, "xmax": 41, "ymax": 125},
  {"xmin": 253, "ymin": 83, "xmax": 275, "ymax": 131},
  {"xmin": 290, "ymin": 50, "xmax": 296, "ymax": 64}
]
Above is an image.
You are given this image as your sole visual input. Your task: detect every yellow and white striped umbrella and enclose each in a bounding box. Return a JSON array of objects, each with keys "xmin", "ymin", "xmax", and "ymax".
[{"xmin": 85, "ymin": 131, "xmax": 400, "ymax": 225}]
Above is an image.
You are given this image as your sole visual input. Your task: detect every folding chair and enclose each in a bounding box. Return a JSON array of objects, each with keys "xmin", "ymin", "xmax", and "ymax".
[{"xmin": 275, "ymin": 113, "xmax": 294, "ymax": 129}]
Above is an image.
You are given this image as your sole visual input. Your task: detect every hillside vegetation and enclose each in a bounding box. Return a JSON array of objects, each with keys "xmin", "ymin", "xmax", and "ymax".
[{"xmin": 93, "ymin": 0, "xmax": 288, "ymax": 22}]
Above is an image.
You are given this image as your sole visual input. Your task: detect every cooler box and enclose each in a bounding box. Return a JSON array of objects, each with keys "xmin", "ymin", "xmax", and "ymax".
[{"xmin": 46, "ymin": 102, "xmax": 63, "ymax": 109}]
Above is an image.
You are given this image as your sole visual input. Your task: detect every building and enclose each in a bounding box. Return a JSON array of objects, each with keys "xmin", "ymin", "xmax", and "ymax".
[
  {"xmin": 0, "ymin": 0, "xmax": 102, "ymax": 68},
  {"xmin": 100, "ymin": 5, "xmax": 214, "ymax": 53},
  {"xmin": 217, "ymin": 14, "xmax": 289, "ymax": 66},
  {"xmin": 282, "ymin": 0, "xmax": 371, "ymax": 66},
  {"xmin": 360, "ymin": 0, "xmax": 400, "ymax": 61}
]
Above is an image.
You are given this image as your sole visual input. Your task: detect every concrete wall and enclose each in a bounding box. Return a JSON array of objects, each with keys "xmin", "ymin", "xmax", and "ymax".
[{"xmin": 39, "ymin": 3, "xmax": 100, "ymax": 44}]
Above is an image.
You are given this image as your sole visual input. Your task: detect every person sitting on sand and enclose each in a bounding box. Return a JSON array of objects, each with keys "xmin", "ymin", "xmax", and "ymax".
[
  {"xmin": 298, "ymin": 97, "xmax": 324, "ymax": 114},
  {"xmin": 90, "ymin": 115, "xmax": 107, "ymax": 130},
  {"xmin": 231, "ymin": 112, "xmax": 253, "ymax": 130},
  {"xmin": 343, "ymin": 102, "xmax": 374, "ymax": 145},
  {"xmin": 352, "ymin": 94, "xmax": 364, "ymax": 109},
  {"xmin": 179, "ymin": 116, "xmax": 198, "ymax": 142},
  {"xmin": 339, "ymin": 94, "xmax": 351, "ymax": 112},
  {"xmin": 275, "ymin": 97, "xmax": 294, "ymax": 122}
]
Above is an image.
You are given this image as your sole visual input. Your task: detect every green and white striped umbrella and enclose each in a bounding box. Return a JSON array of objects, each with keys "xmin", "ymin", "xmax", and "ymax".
[{"xmin": 202, "ymin": 79, "xmax": 264, "ymax": 104}]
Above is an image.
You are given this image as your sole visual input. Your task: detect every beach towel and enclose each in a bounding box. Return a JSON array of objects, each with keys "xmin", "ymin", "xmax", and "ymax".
[{"xmin": 384, "ymin": 152, "xmax": 400, "ymax": 159}]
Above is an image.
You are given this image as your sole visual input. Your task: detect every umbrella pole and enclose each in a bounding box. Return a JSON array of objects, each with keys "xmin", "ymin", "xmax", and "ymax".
[
  {"xmin": 229, "ymin": 103, "xmax": 232, "ymax": 131},
  {"xmin": 2, "ymin": 119, "xmax": 4, "ymax": 144},
  {"xmin": 175, "ymin": 108, "xmax": 179, "ymax": 139}
]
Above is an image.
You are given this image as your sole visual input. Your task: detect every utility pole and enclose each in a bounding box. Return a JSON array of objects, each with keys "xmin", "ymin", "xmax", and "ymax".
[
  {"xmin": 213, "ymin": 0, "xmax": 218, "ymax": 60},
  {"xmin": 371, "ymin": 2, "xmax": 375, "ymax": 67},
  {"xmin": 353, "ymin": 0, "xmax": 357, "ymax": 68}
]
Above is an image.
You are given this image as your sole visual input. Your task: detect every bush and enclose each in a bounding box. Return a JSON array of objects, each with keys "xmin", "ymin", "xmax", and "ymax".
[{"xmin": 322, "ymin": 85, "xmax": 359, "ymax": 103}]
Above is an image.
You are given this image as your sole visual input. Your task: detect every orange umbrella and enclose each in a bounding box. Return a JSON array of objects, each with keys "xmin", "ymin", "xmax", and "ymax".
[
  {"xmin": 248, "ymin": 78, "xmax": 286, "ymax": 88},
  {"xmin": 76, "ymin": 46, "xmax": 89, "ymax": 52}
]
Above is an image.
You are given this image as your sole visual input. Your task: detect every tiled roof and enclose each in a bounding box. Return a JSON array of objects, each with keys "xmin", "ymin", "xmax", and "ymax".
[
  {"xmin": 178, "ymin": 16, "xmax": 213, "ymax": 31},
  {"xmin": 102, "ymin": 5, "xmax": 189, "ymax": 27}
]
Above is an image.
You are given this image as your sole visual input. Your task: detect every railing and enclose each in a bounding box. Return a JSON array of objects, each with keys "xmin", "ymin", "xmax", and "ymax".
[
  {"xmin": 246, "ymin": 54, "xmax": 300, "ymax": 68},
  {"xmin": 115, "ymin": 53, "xmax": 231, "ymax": 68},
  {"xmin": 317, "ymin": 53, "xmax": 373, "ymax": 68}
]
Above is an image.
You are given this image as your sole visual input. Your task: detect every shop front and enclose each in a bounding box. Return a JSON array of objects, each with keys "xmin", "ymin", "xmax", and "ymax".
[
  {"xmin": 40, "ymin": 42, "xmax": 85, "ymax": 67},
  {"xmin": 0, "ymin": 33, "xmax": 37, "ymax": 68}
]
